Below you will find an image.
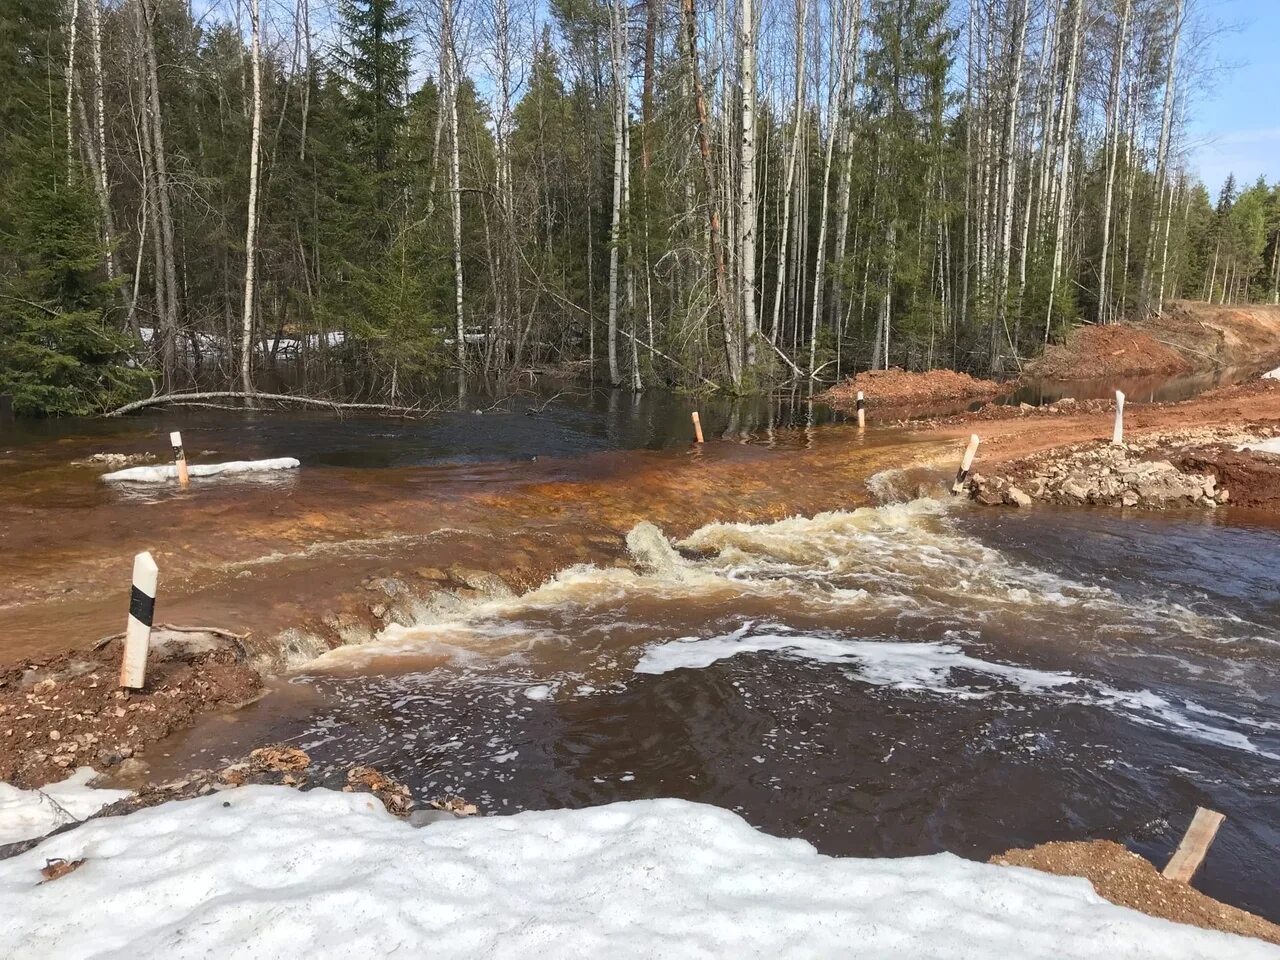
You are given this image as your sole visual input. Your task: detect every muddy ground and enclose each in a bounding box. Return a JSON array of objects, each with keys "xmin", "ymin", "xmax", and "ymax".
[
  {"xmin": 817, "ymin": 367, "xmax": 1008, "ymax": 414},
  {"xmin": 1025, "ymin": 324, "xmax": 1191, "ymax": 380},
  {"xmin": 993, "ymin": 840, "xmax": 1280, "ymax": 946},
  {"xmin": 909, "ymin": 380, "xmax": 1280, "ymax": 512},
  {"xmin": 0, "ymin": 630, "xmax": 262, "ymax": 789}
]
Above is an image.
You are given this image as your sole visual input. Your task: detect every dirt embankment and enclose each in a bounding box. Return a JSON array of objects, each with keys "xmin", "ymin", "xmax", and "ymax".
[
  {"xmin": 0, "ymin": 630, "xmax": 262, "ymax": 789},
  {"xmin": 912, "ymin": 380, "xmax": 1280, "ymax": 513},
  {"xmin": 993, "ymin": 840, "xmax": 1280, "ymax": 946},
  {"xmin": 1024, "ymin": 324, "xmax": 1190, "ymax": 380},
  {"xmin": 1025, "ymin": 302, "xmax": 1280, "ymax": 381},
  {"xmin": 818, "ymin": 368, "xmax": 1008, "ymax": 414}
]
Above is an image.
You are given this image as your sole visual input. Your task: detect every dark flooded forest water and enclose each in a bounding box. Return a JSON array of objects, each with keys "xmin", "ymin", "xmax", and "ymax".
[{"xmin": 3, "ymin": 383, "xmax": 1279, "ymax": 921}]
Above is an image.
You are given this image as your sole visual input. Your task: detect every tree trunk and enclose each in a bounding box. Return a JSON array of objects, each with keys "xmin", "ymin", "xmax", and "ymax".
[
  {"xmin": 240, "ymin": 0, "xmax": 263, "ymax": 395},
  {"xmin": 606, "ymin": 0, "xmax": 627, "ymax": 386},
  {"xmin": 681, "ymin": 0, "xmax": 740, "ymax": 387},
  {"xmin": 1097, "ymin": 0, "xmax": 1131, "ymax": 325},
  {"xmin": 739, "ymin": 0, "xmax": 757, "ymax": 369}
]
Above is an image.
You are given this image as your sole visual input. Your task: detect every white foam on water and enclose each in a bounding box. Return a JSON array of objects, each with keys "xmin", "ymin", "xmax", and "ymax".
[
  {"xmin": 635, "ymin": 625, "xmax": 1279, "ymax": 759},
  {"xmin": 102, "ymin": 457, "xmax": 300, "ymax": 482}
]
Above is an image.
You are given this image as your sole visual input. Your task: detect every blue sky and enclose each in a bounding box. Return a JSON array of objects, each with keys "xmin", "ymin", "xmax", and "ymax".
[{"xmin": 1186, "ymin": 0, "xmax": 1280, "ymax": 192}]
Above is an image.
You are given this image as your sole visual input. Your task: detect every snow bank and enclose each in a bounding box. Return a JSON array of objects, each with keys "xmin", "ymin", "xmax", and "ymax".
[
  {"xmin": 102, "ymin": 457, "xmax": 300, "ymax": 483},
  {"xmin": 0, "ymin": 788, "xmax": 1270, "ymax": 959},
  {"xmin": 0, "ymin": 768, "xmax": 128, "ymax": 846}
]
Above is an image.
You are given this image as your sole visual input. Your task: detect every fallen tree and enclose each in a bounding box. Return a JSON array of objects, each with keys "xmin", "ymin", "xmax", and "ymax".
[{"xmin": 103, "ymin": 391, "xmax": 437, "ymax": 418}]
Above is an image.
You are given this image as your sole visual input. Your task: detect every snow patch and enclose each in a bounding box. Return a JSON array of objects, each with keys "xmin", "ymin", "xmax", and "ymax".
[
  {"xmin": 102, "ymin": 457, "xmax": 300, "ymax": 483},
  {"xmin": 0, "ymin": 768, "xmax": 128, "ymax": 846},
  {"xmin": 0, "ymin": 787, "xmax": 1268, "ymax": 959}
]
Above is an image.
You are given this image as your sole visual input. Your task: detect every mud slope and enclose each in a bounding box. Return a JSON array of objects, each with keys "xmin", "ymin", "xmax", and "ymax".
[{"xmin": 1027, "ymin": 302, "xmax": 1280, "ymax": 381}]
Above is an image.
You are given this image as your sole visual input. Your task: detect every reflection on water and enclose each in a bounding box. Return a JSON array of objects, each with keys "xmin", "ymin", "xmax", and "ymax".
[{"xmin": 1008, "ymin": 365, "xmax": 1260, "ymax": 405}]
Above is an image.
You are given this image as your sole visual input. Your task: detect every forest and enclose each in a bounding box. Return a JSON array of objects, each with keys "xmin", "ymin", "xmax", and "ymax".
[{"xmin": 2, "ymin": 0, "xmax": 1280, "ymax": 415}]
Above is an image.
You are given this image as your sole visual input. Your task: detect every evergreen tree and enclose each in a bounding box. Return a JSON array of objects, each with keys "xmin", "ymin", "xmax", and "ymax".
[{"xmin": 0, "ymin": 0, "xmax": 146, "ymax": 415}]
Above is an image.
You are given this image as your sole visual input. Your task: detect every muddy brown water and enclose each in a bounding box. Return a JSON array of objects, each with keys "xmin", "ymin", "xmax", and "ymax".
[{"xmin": 3, "ymin": 386, "xmax": 1280, "ymax": 922}]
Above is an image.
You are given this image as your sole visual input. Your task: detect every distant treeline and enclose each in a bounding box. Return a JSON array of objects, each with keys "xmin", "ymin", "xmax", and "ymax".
[{"xmin": 2, "ymin": 0, "xmax": 1279, "ymax": 414}]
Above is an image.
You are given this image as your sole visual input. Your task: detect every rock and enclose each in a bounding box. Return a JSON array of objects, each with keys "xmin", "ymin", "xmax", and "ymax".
[
  {"xmin": 1006, "ymin": 487, "xmax": 1032, "ymax": 508},
  {"xmin": 975, "ymin": 487, "xmax": 1005, "ymax": 507},
  {"xmin": 114, "ymin": 757, "xmax": 150, "ymax": 780},
  {"xmin": 1060, "ymin": 479, "xmax": 1090, "ymax": 501},
  {"xmin": 447, "ymin": 566, "xmax": 515, "ymax": 599},
  {"xmin": 1217, "ymin": 489, "xmax": 1230, "ymax": 503},
  {"xmin": 415, "ymin": 567, "xmax": 448, "ymax": 582},
  {"xmin": 370, "ymin": 603, "xmax": 388, "ymax": 619},
  {"xmin": 409, "ymin": 809, "xmax": 460, "ymax": 828},
  {"xmin": 1121, "ymin": 492, "xmax": 1139, "ymax": 508},
  {"xmin": 1018, "ymin": 402, "xmax": 1035, "ymax": 413}
]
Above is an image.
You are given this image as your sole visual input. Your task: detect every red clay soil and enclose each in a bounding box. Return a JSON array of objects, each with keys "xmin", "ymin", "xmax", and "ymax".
[
  {"xmin": 993, "ymin": 840, "xmax": 1280, "ymax": 946},
  {"xmin": 818, "ymin": 368, "xmax": 1008, "ymax": 412},
  {"xmin": 1176, "ymin": 447, "xmax": 1280, "ymax": 511},
  {"xmin": 912, "ymin": 378, "xmax": 1280, "ymax": 469},
  {"xmin": 1026, "ymin": 323, "xmax": 1190, "ymax": 381},
  {"xmin": 1158, "ymin": 300, "xmax": 1280, "ymax": 370},
  {"xmin": 0, "ymin": 637, "xmax": 262, "ymax": 789}
]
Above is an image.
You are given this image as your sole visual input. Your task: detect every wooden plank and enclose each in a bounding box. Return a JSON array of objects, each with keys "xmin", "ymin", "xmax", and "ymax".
[{"xmin": 1162, "ymin": 807, "xmax": 1225, "ymax": 883}]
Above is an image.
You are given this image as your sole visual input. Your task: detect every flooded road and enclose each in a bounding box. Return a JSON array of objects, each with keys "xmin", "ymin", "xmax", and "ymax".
[{"xmin": 4, "ymin": 386, "xmax": 1280, "ymax": 920}]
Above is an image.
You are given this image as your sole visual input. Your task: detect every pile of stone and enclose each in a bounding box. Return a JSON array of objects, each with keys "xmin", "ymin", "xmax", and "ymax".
[{"xmin": 968, "ymin": 440, "xmax": 1230, "ymax": 510}]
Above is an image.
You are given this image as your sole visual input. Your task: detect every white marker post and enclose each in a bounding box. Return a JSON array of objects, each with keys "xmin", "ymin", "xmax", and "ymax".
[
  {"xmin": 1111, "ymin": 391, "xmax": 1125, "ymax": 446},
  {"xmin": 692, "ymin": 412, "xmax": 705, "ymax": 444},
  {"xmin": 952, "ymin": 434, "xmax": 980, "ymax": 495},
  {"xmin": 170, "ymin": 431, "xmax": 190, "ymax": 486},
  {"xmin": 856, "ymin": 391, "xmax": 866, "ymax": 431},
  {"xmin": 120, "ymin": 551, "xmax": 158, "ymax": 689}
]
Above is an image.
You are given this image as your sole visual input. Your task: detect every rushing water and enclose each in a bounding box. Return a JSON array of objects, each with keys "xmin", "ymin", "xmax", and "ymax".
[{"xmin": 5, "ymin": 385, "xmax": 1280, "ymax": 921}]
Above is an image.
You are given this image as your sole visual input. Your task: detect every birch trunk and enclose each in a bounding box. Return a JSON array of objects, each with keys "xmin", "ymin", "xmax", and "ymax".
[
  {"xmin": 739, "ymin": 0, "xmax": 757, "ymax": 369},
  {"xmin": 606, "ymin": 0, "xmax": 627, "ymax": 386},
  {"xmin": 681, "ymin": 0, "xmax": 740, "ymax": 387},
  {"xmin": 239, "ymin": 0, "xmax": 263, "ymax": 395},
  {"xmin": 1145, "ymin": 0, "xmax": 1183, "ymax": 313},
  {"xmin": 768, "ymin": 0, "xmax": 807, "ymax": 344},
  {"xmin": 1097, "ymin": 0, "xmax": 1131, "ymax": 325},
  {"xmin": 65, "ymin": 0, "xmax": 80, "ymax": 181},
  {"xmin": 1044, "ymin": 0, "xmax": 1083, "ymax": 342},
  {"xmin": 992, "ymin": 0, "xmax": 1028, "ymax": 371}
]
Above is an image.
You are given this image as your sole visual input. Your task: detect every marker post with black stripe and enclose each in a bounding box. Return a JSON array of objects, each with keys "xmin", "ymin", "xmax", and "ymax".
[
  {"xmin": 856, "ymin": 391, "xmax": 865, "ymax": 431},
  {"xmin": 120, "ymin": 551, "xmax": 158, "ymax": 689},
  {"xmin": 951, "ymin": 434, "xmax": 980, "ymax": 495},
  {"xmin": 171, "ymin": 431, "xmax": 190, "ymax": 486}
]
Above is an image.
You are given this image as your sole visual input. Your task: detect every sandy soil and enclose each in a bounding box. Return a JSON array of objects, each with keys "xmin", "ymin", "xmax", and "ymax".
[
  {"xmin": 818, "ymin": 368, "xmax": 1008, "ymax": 413},
  {"xmin": 1025, "ymin": 324, "xmax": 1190, "ymax": 380},
  {"xmin": 0, "ymin": 631, "xmax": 262, "ymax": 788},
  {"xmin": 993, "ymin": 840, "xmax": 1280, "ymax": 946},
  {"xmin": 912, "ymin": 379, "xmax": 1280, "ymax": 466}
]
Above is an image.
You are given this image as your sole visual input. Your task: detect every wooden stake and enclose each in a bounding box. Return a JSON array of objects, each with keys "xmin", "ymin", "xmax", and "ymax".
[
  {"xmin": 171, "ymin": 430, "xmax": 190, "ymax": 486},
  {"xmin": 1111, "ymin": 390, "xmax": 1125, "ymax": 446},
  {"xmin": 119, "ymin": 551, "xmax": 158, "ymax": 689},
  {"xmin": 856, "ymin": 391, "xmax": 865, "ymax": 431},
  {"xmin": 1162, "ymin": 807, "xmax": 1225, "ymax": 883},
  {"xmin": 692, "ymin": 411, "xmax": 704, "ymax": 444},
  {"xmin": 952, "ymin": 434, "xmax": 980, "ymax": 494}
]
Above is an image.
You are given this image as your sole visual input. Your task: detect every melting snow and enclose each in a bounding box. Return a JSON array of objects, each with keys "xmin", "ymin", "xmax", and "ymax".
[
  {"xmin": 0, "ymin": 787, "xmax": 1270, "ymax": 959},
  {"xmin": 0, "ymin": 768, "xmax": 128, "ymax": 846},
  {"xmin": 102, "ymin": 458, "xmax": 300, "ymax": 483}
]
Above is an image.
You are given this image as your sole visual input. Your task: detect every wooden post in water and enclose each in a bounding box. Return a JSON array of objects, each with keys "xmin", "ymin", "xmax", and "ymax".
[
  {"xmin": 856, "ymin": 391, "xmax": 865, "ymax": 431},
  {"xmin": 1112, "ymin": 391, "xmax": 1125, "ymax": 446},
  {"xmin": 170, "ymin": 431, "xmax": 190, "ymax": 486},
  {"xmin": 119, "ymin": 551, "xmax": 158, "ymax": 689},
  {"xmin": 1163, "ymin": 807, "xmax": 1225, "ymax": 883},
  {"xmin": 952, "ymin": 434, "xmax": 980, "ymax": 495},
  {"xmin": 691, "ymin": 411, "xmax": 704, "ymax": 444}
]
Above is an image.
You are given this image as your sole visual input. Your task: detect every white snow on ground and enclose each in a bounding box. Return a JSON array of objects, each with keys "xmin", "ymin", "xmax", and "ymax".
[
  {"xmin": 1238, "ymin": 438, "xmax": 1280, "ymax": 455},
  {"xmin": 0, "ymin": 788, "xmax": 1273, "ymax": 959},
  {"xmin": 102, "ymin": 457, "xmax": 300, "ymax": 483},
  {"xmin": 0, "ymin": 768, "xmax": 128, "ymax": 846}
]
